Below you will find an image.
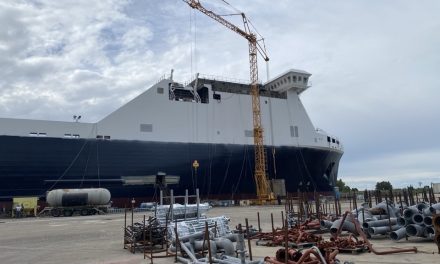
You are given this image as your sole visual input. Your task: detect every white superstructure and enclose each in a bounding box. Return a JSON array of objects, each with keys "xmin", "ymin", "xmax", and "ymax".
[{"xmin": 0, "ymin": 70, "xmax": 343, "ymax": 152}]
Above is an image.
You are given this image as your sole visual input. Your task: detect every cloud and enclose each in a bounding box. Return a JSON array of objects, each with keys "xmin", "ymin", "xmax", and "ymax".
[
  {"xmin": 341, "ymin": 148, "xmax": 440, "ymax": 189},
  {"xmin": 0, "ymin": 0, "xmax": 439, "ymax": 189}
]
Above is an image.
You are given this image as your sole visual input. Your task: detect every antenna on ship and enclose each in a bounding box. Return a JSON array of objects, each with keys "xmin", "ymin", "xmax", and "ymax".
[{"xmin": 73, "ymin": 115, "xmax": 81, "ymax": 122}]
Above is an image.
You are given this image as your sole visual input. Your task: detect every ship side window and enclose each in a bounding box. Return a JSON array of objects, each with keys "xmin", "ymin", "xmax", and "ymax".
[
  {"xmin": 140, "ymin": 124, "xmax": 153, "ymax": 132},
  {"xmin": 96, "ymin": 135, "xmax": 103, "ymax": 139},
  {"xmin": 293, "ymin": 76, "xmax": 297, "ymax": 82},
  {"xmin": 327, "ymin": 136, "xmax": 331, "ymax": 142},
  {"xmin": 244, "ymin": 130, "xmax": 253, "ymax": 137},
  {"xmin": 64, "ymin": 134, "xmax": 72, "ymax": 138},
  {"xmin": 298, "ymin": 76, "xmax": 302, "ymax": 81},
  {"xmin": 104, "ymin": 135, "xmax": 111, "ymax": 140},
  {"xmin": 38, "ymin": 132, "xmax": 47, "ymax": 136},
  {"xmin": 287, "ymin": 76, "xmax": 291, "ymax": 83},
  {"xmin": 303, "ymin": 77, "xmax": 308, "ymax": 84},
  {"xmin": 157, "ymin": 87, "xmax": 164, "ymax": 94},
  {"xmin": 213, "ymin": 93, "xmax": 221, "ymax": 101},
  {"xmin": 290, "ymin": 126, "xmax": 299, "ymax": 137},
  {"xmin": 332, "ymin": 138, "xmax": 335, "ymax": 143},
  {"xmin": 73, "ymin": 134, "xmax": 80, "ymax": 138},
  {"xmin": 29, "ymin": 132, "xmax": 38, "ymax": 136}
]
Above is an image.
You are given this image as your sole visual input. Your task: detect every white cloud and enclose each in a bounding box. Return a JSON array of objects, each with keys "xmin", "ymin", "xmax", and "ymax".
[{"xmin": 0, "ymin": 0, "xmax": 439, "ymax": 189}]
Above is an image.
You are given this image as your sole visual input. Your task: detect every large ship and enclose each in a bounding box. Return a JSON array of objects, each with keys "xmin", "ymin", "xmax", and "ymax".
[{"xmin": 0, "ymin": 69, "xmax": 343, "ymax": 203}]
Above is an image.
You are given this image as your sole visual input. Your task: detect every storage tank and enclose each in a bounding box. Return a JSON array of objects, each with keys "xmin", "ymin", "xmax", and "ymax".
[{"xmin": 46, "ymin": 188, "xmax": 111, "ymax": 207}]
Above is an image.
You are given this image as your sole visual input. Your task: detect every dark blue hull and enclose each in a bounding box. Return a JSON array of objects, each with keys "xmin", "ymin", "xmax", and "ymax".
[{"xmin": 0, "ymin": 136, "xmax": 342, "ymax": 202}]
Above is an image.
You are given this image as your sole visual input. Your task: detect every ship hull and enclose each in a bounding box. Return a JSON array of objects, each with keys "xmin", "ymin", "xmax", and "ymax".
[{"xmin": 0, "ymin": 135, "xmax": 342, "ymax": 201}]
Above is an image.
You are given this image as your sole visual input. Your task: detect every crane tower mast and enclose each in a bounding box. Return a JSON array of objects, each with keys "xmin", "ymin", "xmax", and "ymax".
[{"xmin": 182, "ymin": 0, "xmax": 272, "ymax": 200}]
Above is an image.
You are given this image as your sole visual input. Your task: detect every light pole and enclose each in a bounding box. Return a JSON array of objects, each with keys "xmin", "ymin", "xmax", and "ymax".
[{"xmin": 193, "ymin": 160, "xmax": 199, "ymax": 191}]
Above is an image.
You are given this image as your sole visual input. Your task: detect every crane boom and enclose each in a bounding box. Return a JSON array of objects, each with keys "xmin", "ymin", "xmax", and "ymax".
[{"xmin": 183, "ymin": 0, "xmax": 272, "ymax": 200}]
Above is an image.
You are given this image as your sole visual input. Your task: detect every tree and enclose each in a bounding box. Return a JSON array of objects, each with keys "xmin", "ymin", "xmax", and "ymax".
[
  {"xmin": 375, "ymin": 181, "xmax": 393, "ymax": 192},
  {"xmin": 336, "ymin": 179, "xmax": 351, "ymax": 193}
]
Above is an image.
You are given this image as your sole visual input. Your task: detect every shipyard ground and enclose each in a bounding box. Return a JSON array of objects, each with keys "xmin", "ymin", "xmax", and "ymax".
[{"xmin": 0, "ymin": 205, "xmax": 438, "ymax": 264}]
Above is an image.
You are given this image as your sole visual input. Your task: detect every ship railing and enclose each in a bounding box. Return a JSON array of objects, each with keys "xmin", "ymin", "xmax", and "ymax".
[
  {"xmin": 155, "ymin": 73, "xmax": 171, "ymax": 84},
  {"xmin": 183, "ymin": 73, "xmax": 264, "ymax": 87}
]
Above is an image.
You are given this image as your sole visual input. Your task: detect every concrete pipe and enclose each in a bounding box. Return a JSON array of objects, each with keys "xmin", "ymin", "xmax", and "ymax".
[
  {"xmin": 423, "ymin": 216, "xmax": 432, "ymax": 226},
  {"xmin": 357, "ymin": 209, "xmax": 373, "ymax": 224},
  {"xmin": 320, "ymin": 220, "xmax": 333, "ymax": 229},
  {"xmin": 424, "ymin": 226, "xmax": 435, "ymax": 236},
  {"xmin": 373, "ymin": 201, "xmax": 398, "ymax": 217},
  {"xmin": 431, "ymin": 203, "xmax": 440, "ymax": 211},
  {"xmin": 406, "ymin": 224, "xmax": 425, "ymax": 237},
  {"xmin": 372, "ymin": 215, "xmax": 392, "ymax": 220},
  {"xmin": 330, "ymin": 219, "xmax": 357, "ymax": 235},
  {"xmin": 422, "ymin": 206, "xmax": 435, "ymax": 216},
  {"xmin": 411, "ymin": 213, "xmax": 424, "ymax": 225},
  {"xmin": 368, "ymin": 225, "xmax": 400, "ymax": 235},
  {"xmin": 362, "ymin": 218, "xmax": 397, "ymax": 229},
  {"xmin": 403, "ymin": 207, "xmax": 419, "ymax": 220},
  {"xmin": 180, "ymin": 242, "xmax": 198, "ymax": 263},
  {"xmin": 397, "ymin": 217, "xmax": 407, "ymax": 226},
  {"xmin": 390, "ymin": 227, "xmax": 407, "ymax": 241},
  {"xmin": 194, "ymin": 240, "xmax": 217, "ymax": 257},
  {"xmin": 416, "ymin": 202, "xmax": 428, "ymax": 211},
  {"xmin": 214, "ymin": 238, "xmax": 235, "ymax": 256}
]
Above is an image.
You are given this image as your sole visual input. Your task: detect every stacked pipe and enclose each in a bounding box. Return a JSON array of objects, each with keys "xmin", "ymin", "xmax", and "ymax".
[
  {"xmin": 433, "ymin": 214, "xmax": 440, "ymax": 252},
  {"xmin": 321, "ymin": 201, "xmax": 399, "ymax": 237},
  {"xmin": 390, "ymin": 202, "xmax": 440, "ymax": 241},
  {"xmin": 320, "ymin": 200, "xmax": 440, "ymax": 241},
  {"xmin": 170, "ymin": 221, "xmax": 265, "ymax": 264}
]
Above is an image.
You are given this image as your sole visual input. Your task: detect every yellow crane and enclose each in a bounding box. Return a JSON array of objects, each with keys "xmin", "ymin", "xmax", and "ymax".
[{"xmin": 182, "ymin": 0, "xmax": 273, "ymax": 201}]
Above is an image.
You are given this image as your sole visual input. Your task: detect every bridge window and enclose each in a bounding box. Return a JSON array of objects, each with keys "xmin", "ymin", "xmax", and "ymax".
[{"xmin": 140, "ymin": 124, "xmax": 153, "ymax": 132}]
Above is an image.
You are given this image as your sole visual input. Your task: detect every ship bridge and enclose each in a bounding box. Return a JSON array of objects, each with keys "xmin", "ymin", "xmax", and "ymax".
[{"xmin": 264, "ymin": 69, "xmax": 311, "ymax": 94}]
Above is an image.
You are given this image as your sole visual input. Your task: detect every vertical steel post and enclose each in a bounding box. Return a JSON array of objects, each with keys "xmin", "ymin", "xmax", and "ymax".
[{"xmin": 245, "ymin": 218, "xmax": 252, "ymax": 261}]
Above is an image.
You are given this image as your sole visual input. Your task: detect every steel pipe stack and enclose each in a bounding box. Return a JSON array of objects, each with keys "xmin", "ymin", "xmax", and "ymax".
[
  {"xmin": 390, "ymin": 202, "xmax": 440, "ymax": 241},
  {"xmin": 322, "ymin": 200, "xmax": 440, "ymax": 242}
]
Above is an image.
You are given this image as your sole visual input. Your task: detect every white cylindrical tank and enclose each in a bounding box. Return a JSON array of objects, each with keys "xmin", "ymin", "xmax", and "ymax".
[{"xmin": 46, "ymin": 188, "xmax": 111, "ymax": 207}]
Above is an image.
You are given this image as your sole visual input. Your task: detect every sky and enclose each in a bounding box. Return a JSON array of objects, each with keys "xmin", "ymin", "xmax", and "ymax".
[{"xmin": 1, "ymin": 0, "xmax": 439, "ymax": 190}]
